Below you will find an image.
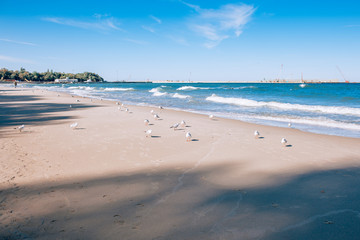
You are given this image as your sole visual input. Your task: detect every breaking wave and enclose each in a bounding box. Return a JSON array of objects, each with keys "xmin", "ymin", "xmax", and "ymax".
[{"xmin": 206, "ymin": 94, "xmax": 360, "ymax": 116}]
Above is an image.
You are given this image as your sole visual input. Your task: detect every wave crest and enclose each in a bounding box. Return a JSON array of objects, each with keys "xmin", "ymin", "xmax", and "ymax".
[{"xmin": 206, "ymin": 94, "xmax": 360, "ymax": 116}]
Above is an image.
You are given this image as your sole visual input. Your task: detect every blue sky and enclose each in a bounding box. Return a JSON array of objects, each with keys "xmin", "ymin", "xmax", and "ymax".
[{"xmin": 1, "ymin": 0, "xmax": 359, "ymax": 82}]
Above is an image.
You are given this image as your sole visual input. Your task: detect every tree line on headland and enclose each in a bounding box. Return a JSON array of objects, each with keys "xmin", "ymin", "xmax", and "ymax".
[{"xmin": 0, "ymin": 68, "xmax": 104, "ymax": 82}]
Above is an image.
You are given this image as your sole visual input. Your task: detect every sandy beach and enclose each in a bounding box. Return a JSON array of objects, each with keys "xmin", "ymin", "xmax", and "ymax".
[{"xmin": 1, "ymin": 86, "xmax": 360, "ymax": 239}]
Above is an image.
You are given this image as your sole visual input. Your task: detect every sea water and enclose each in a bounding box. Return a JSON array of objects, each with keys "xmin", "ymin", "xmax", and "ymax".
[{"xmin": 15, "ymin": 82, "xmax": 360, "ymax": 138}]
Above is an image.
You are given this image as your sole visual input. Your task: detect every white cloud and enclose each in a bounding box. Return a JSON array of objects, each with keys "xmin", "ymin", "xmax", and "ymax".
[
  {"xmin": 123, "ymin": 38, "xmax": 148, "ymax": 45},
  {"xmin": 150, "ymin": 15, "xmax": 162, "ymax": 24},
  {"xmin": 142, "ymin": 25, "xmax": 155, "ymax": 33},
  {"xmin": 182, "ymin": 2, "xmax": 256, "ymax": 48},
  {"xmin": 0, "ymin": 55, "xmax": 36, "ymax": 64},
  {"xmin": 0, "ymin": 38, "xmax": 36, "ymax": 46},
  {"xmin": 42, "ymin": 16, "xmax": 122, "ymax": 32}
]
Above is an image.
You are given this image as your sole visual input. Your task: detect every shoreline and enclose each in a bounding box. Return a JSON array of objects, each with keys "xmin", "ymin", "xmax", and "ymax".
[
  {"xmin": 1, "ymin": 86, "xmax": 360, "ymax": 239},
  {"xmin": 10, "ymin": 82, "xmax": 360, "ymax": 139}
]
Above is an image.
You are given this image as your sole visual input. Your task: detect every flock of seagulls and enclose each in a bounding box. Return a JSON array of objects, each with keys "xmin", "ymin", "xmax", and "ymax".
[
  {"xmin": 144, "ymin": 107, "xmax": 192, "ymax": 142},
  {"xmin": 15, "ymin": 95, "xmax": 292, "ymax": 147}
]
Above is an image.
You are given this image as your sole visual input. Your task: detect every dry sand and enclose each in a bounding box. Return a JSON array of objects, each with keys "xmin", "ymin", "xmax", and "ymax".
[{"xmin": 1, "ymin": 86, "xmax": 360, "ymax": 239}]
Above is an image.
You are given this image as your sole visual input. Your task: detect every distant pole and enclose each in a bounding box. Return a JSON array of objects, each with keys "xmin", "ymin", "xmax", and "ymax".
[{"xmin": 336, "ymin": 65, "xmax": 349, "ymax": 83}]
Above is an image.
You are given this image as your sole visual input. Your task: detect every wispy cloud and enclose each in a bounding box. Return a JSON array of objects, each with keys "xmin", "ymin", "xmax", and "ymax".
[
  {"xmin": 150, "ymin": 15, "xmax": 162, "ymax": 24},
  {"xmin": 0, "ymin": 55, "xmax": 36, "ymax": 64},
  {"xmin": 167, "ymin": 35, "xmax": 190, "ymax": 46},
  {"xmin": 142, "ymin": 25, "xmax": 155, "ymax": 33},
  {"xmin": 123, "ymin": 38, "xmax": 149, "ymax": 45},
  {"xmin": 182, "ymin": 1, "xmax": 256, "ymax": 48},
  {"xmin": 42, "ymin": 16, "xmax": 122, "ymax": 32},
  {"xmin": 0, "ymin": 38, "xmax": 36, "ymax": 46},
  {"xmin": 345, "ymin": 24, "xmax": 360, "ymax": 28}
]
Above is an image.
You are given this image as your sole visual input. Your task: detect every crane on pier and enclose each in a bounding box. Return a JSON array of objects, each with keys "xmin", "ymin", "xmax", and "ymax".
[{"xmin": 336, "ymin": 66, "xmax": 349, "ymax": 83}]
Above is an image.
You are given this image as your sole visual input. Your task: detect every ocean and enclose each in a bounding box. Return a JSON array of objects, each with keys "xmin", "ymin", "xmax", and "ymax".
[{"xmin": 12, "ymin": 82, "xmax": 360, "ymax": 138}]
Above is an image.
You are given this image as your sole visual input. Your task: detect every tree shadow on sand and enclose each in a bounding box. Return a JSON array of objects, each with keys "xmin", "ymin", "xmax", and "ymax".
[{"xmin": 1, "ymin": 161, "xmax": 360, "ymax": 240}]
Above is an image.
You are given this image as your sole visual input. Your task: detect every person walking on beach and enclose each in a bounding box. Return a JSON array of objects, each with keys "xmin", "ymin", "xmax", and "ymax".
[{"xmin": 14, "ymin": 81, "xmax": 17, "ymax": 88}]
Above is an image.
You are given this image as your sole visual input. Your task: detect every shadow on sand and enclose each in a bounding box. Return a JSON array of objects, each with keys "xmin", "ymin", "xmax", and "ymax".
[{"xmin": 1, "ymin": 162, "xmax": 360, "ymax": 240}]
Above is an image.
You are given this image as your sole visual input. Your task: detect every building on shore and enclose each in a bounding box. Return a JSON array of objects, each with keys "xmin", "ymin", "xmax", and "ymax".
[{"xmin": 54, "ymin": 77, "xmax": 78, "ymax": 83}]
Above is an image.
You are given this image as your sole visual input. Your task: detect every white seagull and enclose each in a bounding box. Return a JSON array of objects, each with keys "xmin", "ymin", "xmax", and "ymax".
[
  {"xmin": 144, "ymin": 119, "xmax": 149, "ymax": 126},
  {"xmin": 146, "ymin": 129, "xmax": 152, "ymax": 138},
  {"xmin": 170, "ymin": 123, "xmax": 180, "ymax": 130},
  {"xmin": 150, "ymin": 110, "xmax": 155, "ymax": 114},
  {"xmin": 254, "ymin": 130, "xmax": 260, "ymax": 139},
  {"xmin": 125, "ymin": 108, "xmax": 129, "ymax": 112},
  {"xmin": 281, "ymin": 138, "xmax": 287, "ymax": 147},
  {"xmin": 186, "ymin": 132, "xmax": 192, "ymax": 142},
  {"xmin": 180, "ymin": 120, "xmax": 186, "ymax": 127},
  {"xmin": 18, "ymin": 125, "xmax": 25, "ymax": 132},
  {"xmin": 69, "ymin": 105, "xmax": 72, "ymax": 108},
  {"xmin": 116, "ymin": 102, "xmax": 120, "ymax": 105},
  {"xmin": 159, "ymin": 106, "xmax": 163, "ymax": 110},
  {"xmin": 70, "ymin": 122, "xmax": 78, "ymax": 130},
  {"xmin": 76, "ymin": 99, "xmax": 80, "ymax": 102},
  {"xmin": 209, "ymin": 114, "xmax": 214, "ymax": 120},
  {"xmin": 288, "ymin": 122, "xmax": 292, "ymax": 128},
  {"xmin": 153, "ymin": 114, "xmax": 160, "ymax": 120}
]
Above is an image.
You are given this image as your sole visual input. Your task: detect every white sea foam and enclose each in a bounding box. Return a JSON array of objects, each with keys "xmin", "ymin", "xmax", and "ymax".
[
  {"xmin": 249, "ymin": 115, "xmax": 360, "ymax": 131},
  {"xmin": 149, "ymin": 87, "xmax": 161, "ymax": 93},
  {"xmin": 172, "ymin": 93, "xmax": 191, "ymax": 99},
  {"xmin": 103, "ymin": 87, "xmax": 134, "ymax": 91},
  {"xmin": 68, "ymin": 86, "xmax": 95, "ymax": 91},
  {"xmin": 206, "ymin": 94, "xmax": 360, "ymax": 117},
  {"xmin": 177, "ymin": 86, "xmax": 209, "ymax": 91}
]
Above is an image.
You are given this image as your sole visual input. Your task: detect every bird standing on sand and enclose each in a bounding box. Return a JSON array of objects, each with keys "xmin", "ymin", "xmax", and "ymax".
[
  {"xmin": 116, "ymin": 102, "xmax": 120, "ymax": 105},
  {"xmin": 146, "ymin": 129, "xmax": 152, "ymax": 138},
  {"xmin": 254, "ymin": 130, "xmax": 260, "ymax": 139},
  {"xmin": 186, "ymin": 132, "xmax": 192, "ymax": 142},
  {"xmin": 281, "ymin": 138, "xmax": 287, "ymax": 146},
  {"xmin": 125, "ymin": 108, "xmax": 129, "ymax": 112},
  {"xmin": 170, "ymin": 123, "xmax": 180, "ymax": 130},
  {"xmin": 150, "ymin": 110, "xmax": 154, "ymax": 114},
  {"xmin": 18, "ymin": 125, "xmax": 25, "ymax": 132},
  {"xmin": 153, "ymin": 114, "xmax": 160, "ymax": 120},
  {"xmin": 159, "ymin": 106, "xmax": 163, "ymax": 110},
  {"xmin": 144, "ymin": 119, "xmax": 149, "ymax": 126},
  {"xmin": 70, "ymin": 122, "xmax": 78, "ymax": 130},
  {"xmin": 180, "ymin": 120, "xmax": 186, "ymax": 127},
  {"xmin": 209, "ymin": 114, "xmax": 214, "ymax": 120},
  {"xmin": 288, "ymin": 123, "xmax": 292, "ymax": 128}
]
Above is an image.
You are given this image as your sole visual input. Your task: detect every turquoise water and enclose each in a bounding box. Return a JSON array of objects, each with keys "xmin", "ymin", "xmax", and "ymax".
[{"xmin": 20, "ymin": 82, "xmax": 360, "ymax": 138}]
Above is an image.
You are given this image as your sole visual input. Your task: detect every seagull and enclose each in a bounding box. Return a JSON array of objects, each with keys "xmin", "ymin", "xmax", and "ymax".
[
  {"xmin": 159, "ymin": 106, "xmax": 163, "ymax": 110},
  {"xmin": 18, "ymin": 125, "xmax": 25, "ymax": 132},
  {"xmin": 150, "ymin": 110, "xmax": 155, "ymax": 114},
  {"xmin": 288, "ymin": 122, "xmax": 292, "ymax": 128},
  {"xmin": 69, "ymin": 105, "xmax": 72, "ymax": 108},
  {"xmin": 170, "ymin": 123, "xmax": 180, "ymax": 130},
  {"xmin": 153, "ymin": 114, "xmax": 160, "ymax": 120},
  {"xmin": 118, "ymin": 106, "xmax": 121, "ymax": 110},
  {"xmin": 254, "ymin": 130, "xmax": 260, "ymax": 139},
  {"xmin": 121, "ymin": 103, "xmax": 125, "ymax": 107},
  {"xmin": 186, "ymin": 132, "xmax": 192, "ymax": 142},
  {"xmin": 209, "ymin": 114, "xmax": 214, "ymax": 120},
  {"xmin": 144, "ymin": 119, "xmax": 149, "ymax": 126},
  {"xmin": 145, "ymin": 129, "xmax": 152, "ymax": 138},
  {"xmin": 76, "ymin": 99, "xmax": 80, "ymax": 102},
  {"xmin": 116, "ymin": 102, "xmax": 120, "ymax": 105},
  {"xmin": 70, "ymin": 122, "xmax": 78, "ymax": 130},
  {"xmin": 180, "ymin": 120, "xmax": 186, "ymax": 127},
  {"xmin": 281, "ymin": 138, "xmax": 287, "ymax": 147},
  {"xmin": 125, "ymin": 108, "xmax": 129, "ymax": 112}
]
